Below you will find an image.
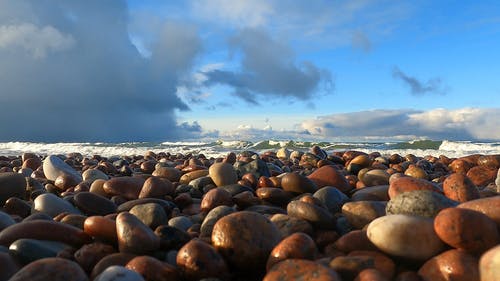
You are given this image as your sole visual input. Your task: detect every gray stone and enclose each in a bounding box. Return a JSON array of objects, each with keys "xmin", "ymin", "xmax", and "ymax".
[
  {"xmin": 34, "ymin": 193, "xmax": 82, "ymax": 217},
  {"xmin": 386, "ymin": 190, "xmax": 459, "ymax": 218},
  {"xmin": 168, "ymin": 216, "xmax": 193, "ymax": 232},
  {"xmin": 82, "ymin": 168, "xmax": 109, "ymax": 183},
  {"xmin": 129, "ymin": 203, "xmax": 167, "ymax": 230},
  {"xmin": 200, "ymin": 205, "xmax": 235, "ymax": 238},
  {"xmin": 0, "ymin": 211, "xmax": 15, "ymax": 231},
  {"xmin": 9, "ymin": 239, "xmax": 69, "ymax": 264},
  {"xmin": 313, "ymin": 186, "xmax": 350, "ymax": 214},
  {"xmin": 233, "ymin": 159, "xmax": 271, "ymax": 178},
  {"xmin": 94, "ymin": 265, "xmax": 145, "ymax": 281},
  {"xmin": 188, "ymin": 176, "xmax": 214, "ymax": 191},
  {"xmin": 0, "ymin": 172, "xmax": 26, "ymax": 205},
  {"xmin": 43, "ymin": 155, "xmax": 82, "ymax": 182}
]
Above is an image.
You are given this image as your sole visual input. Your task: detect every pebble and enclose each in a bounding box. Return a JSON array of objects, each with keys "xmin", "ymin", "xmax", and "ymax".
[
  {"xmin": 466, "ymin": 166, "xmax": 497, "ymax": 187},
  {"xmin": 333, "ymin": 229, "xmax": 378, "ymax": 253},
  {"xmin": 256, "ymin": 187, "xmax": 293, "ymax": 206},
  {"xmin": 74, "ymin": 242, "xmax": 116, "ymax": 273},
  {"xmin": 83, "ymin": 216, "xmax": 117, "ymax": 243},
  {"xmin": 313, "ymin": 186, "xmax": 350, "ymax": 214},
  {"xmin": 264, "ymin": 259, "xmax": 341, "ymax": 281},
  {"xmin": 0, "ymin": 172, "xmax": 26, "ymax": 205},
  {"xmin": 154, "ymin": 225, "xmax": 191, "ymax": 250},
  {"xmin": 9, "ymin": 238, "xmax": 69, "ymax": 264},
  {"xmin": 34, "ymin": 193, "xmax": 82, "ymax": 217},
  {"xmin": 94, "ymin": 265, "xmax": 145, "ymax": 281},
  {"xmin": 42, "ymin": 155, "xmax": 82, "ymax": 182},
  {"xmin": 361, "ymin": 169, "xmax": 390, "ymax": 186},
  {"xmin": 367, "ymin": 214, "xmax": 445, "ymax": 260},
  {"xmin": 116, "ymin": 212, "xmax": 160, "ymax": 255},
  {"xmin": 308, "ymin": 165, "xmax": 351, "ymax": 193},
  {"xmin": 386, "ymin": 190, "xmax": 458, "ymax": 218},
  {"xmin": 208, "ymin": 162, "xmax": 237, "ymax": 187},
  {"xmin": 266, "ymin": 232, "xmax": 318, "ymax": 270},
  {"xmin": 388, "ymin": 176, "xmax": 441, "ymax": 199},
  {"xmin": 103, "ymin": 177, "xmax": 145, "ymax": 200},
  {"xmin": 179, "ymin": 170, "xmax": 209, "ymax": 185},
  {"xmin": 442, "ymin": 173, "xmax": 480, "ymax": 202},
  {"xmin": 0, "ymin": 211, "xmax": 16, "ymax": 231},
  {"xmin": 348, "ymin": 250, "xmax": 395, "ymax": 280},
  {"xmin": 434, "ymin": 207, "xmax": 499, "ymax": 254},
  {"xmin": 233, "ymin": 158, "xmax": 271, "ymax": 178},
  {"xmin": 211, "ymin": 211, "xmax": 281, "ymax": 272},
  {"xmin": 342, "ymin": 201, "xmax": 386, "ymax": 229},
  {"xmin": 152, "ymin": 166, "xmax": 182, "ymax": 182},
  {"xmin": 0, "ymin": 251, "xmax": 20, "ymax": 280},
  {"xmin": 8, "ymin": 257, "xmax": 88, "ymax": 281},
  {"xmin": 200, "ymin": 205, "xmax": 235, "ymax": 239},
  {"xmin": 496, "ymin": 168, "xmax": 500, "ymax": 188},
  {"xmin": 74, "ymin": 191, "xmax": 117, "ymax": 216},
  {"xmin": 91, "ymin": 253, "xmax": 137, "ymax": 279},
  {"xmin": 351, "ymin": 185, "xmax": 389, "ymax": 201},
  {"xmin": 287, "ymin": 200, "xmax": 335, "ymax": 229},
  {"xmin": 479, "ymin": 244, "xmax": 500, "ymax": 281},
  {"xmin": 418, "ymin": 249, "xmax": 479, "ymax": 281},
  {"xmin": 126, "ymin": 255, "xmax": 179, "ymax": 281},
  {"xmin": 269, "ymin": 213, "xmax": 314, "ymax": 237},
  {"xmin": 281, "ymin": 172, "xmax": 318, "ymax": 194},
  {"xmin": 139, "ymin": 176, "xmax": 174, "ymax": 199},
  {"xmin": 354, "ymin": 268, "xmax": 389, "ymax": 281},
  {"xmin": 3, "ymin": 197, "xmax": 32, "ymax": 218},
  {"xmin": 176, "ymin": 238, "xmax": 229, "ymax": 280},
  {"xmin": 82, "ymin": 168, "xmax": 109, "ymax": 183},
  {"xmin": 129, "ymin": 203, "xmax": 167, "ymax": 230},
  {"xmin": 457, "ymin": 196, "xmax": 500, "ymax": 228},
  {"xmin": 200, "ymin": 188, "xmax": 233, "ymax": 213}
]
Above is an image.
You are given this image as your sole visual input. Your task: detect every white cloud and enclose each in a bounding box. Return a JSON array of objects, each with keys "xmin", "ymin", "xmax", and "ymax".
[
  {"xmin": 0, "ymin": 23, "xmax": 75, "ymax": 58},
  {"xmin": 192, "ymin": 0, "xmax": 273, "ymax": 28}
]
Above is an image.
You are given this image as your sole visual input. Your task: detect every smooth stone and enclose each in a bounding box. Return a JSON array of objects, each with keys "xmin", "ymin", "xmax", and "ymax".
[
  {"xmin": 434, "ymin": 207, "xmax": 499, "ymax": 254},
  {"xmin": 256, "ymin": 187, "xmax": 293, "ymax": 206},
  {"xmin": 361, "ymin": 169, "xmax": 390, "ymax": 186},
  {"xmin": 351, "ymin": 185, "xmax": 390, "ymax": 201},
  {"xmin": 211, "ymin": 211, "xmax": 281, "ymax": 272},
  {"xmin": 308, "ymin": 165, "xmax": 351, "ymax": 193},
  {"xmin": 126, "ymin": 255, "xmax": 179, "ymax": 281},
  {"xmin": 269, "ymin": 214, "xmax": 314, "ymax": 237},
  {"xmin": 313, "ymin": 186, "xmax": 350, "ymax": 214},
  {"xmin": 74, "ymin": 191, "xmax": 117, "ymax": 216},
  {"xmin": 3, "ymin": 197, "xmax": 32, "ymax": 218},
  {"xmin": 176, "ymin": 238, "xmax": 229, "ymax": 280},
  {"xmin": 342, "ymin": 201, "xmax": 386, "ymax": 229},
  {"xmin": 82, "ymin": 168, "xmax": 109, "ymax": 183},
  {"xmin": 117, "ymin": 198, "xmax": 174, "ymax": 213},
  {"xmin": 266, "ymin": 232, "xmax": 318, "ymax": 270},
  {"xmin": 209, "ymin": 162, "xmax": 238, "ymax": 187},
  {"xmin": 42, "ymin": 155, "xmax": 82, "ymax": 182},
  {"xmin": 152, "ymin": 166, "xmax": 181, "ymax": 182},
  {"xmin": 89, "ymin": 179, "xmax": 108, "ymax": 197},
  {"xmin": 91, "ymin": 253, "xmax": 137, "ymax": 279},
  {"xmin": 457, "ymin": 196, "xmax": 500, "ymax": 229},
  {"xmin": 418, "ymin": 249, "xmax": 479, "ymax": 281},
  {"xmin": 129, "ymin": 203, "xmax": 167, "ymax": 230},
  {"xmin": 116, "ymin": 212, "xmax": 160, "ymax": 255},
  {"xmin": 188, "ymin": 176, "xmax": 214, "ymax": 191},
  {"xmin": 168, "ymin": 216, "xmax": 193, "ymax": 232},
  {"xmin": 386, "ymin": 190, "xmax": 458, "ymax": 218},
  {"xmin": 480, "ymin": 244, "xmax": 500, "ymax": 281},
  {"xmin": 233, "ymin": 191, "xmax": 261, "ymax": 208},
  {"xmin": 443, "ymin": 173, "xmax": 480, "ymax": 202},
  {"xmin": 94, "ymin": 265, "xmax": 145, "ymax": 281},
  {"xmin": 179, "ymin": 170, "xmax": 209, "ymax": 185},
  {"xmin": 348, "ymin": 154, "xmax": 372, "ymax": 174},
  {"xmin": 264, "ymin": 259, "xmax": 341, "ymax": 281},
  {"xmin": 18, "ymin": 167, "xmax": 33, "ymax": 177},
  {"xmin": 9, "ymin": 238, "xmax": 69, "ymax": 264},
  {"xmin": 276, "ymin": 147, "xmax": 291, "ymax": 159},
  {"xmin": 404, "ymin": 165, "xmax": 428, "ymax": 179},
  {"xmin": 348, "ymin": 250, "xmax": 395, "ymax": 280},
  {"xmin": 60, "ymin": 214, "xmax": 87, "ymax": 229},
  {"xmin": 287, "ymin": 200, "xmax": 335, "ymax": 229},
  {"xmin": 333, "ymin": 230, "xmax": 378, "ymax": 253},
  {"xmin": 0, "ymin": 220, "xmax": 91, "ymax": 247},
  {"xmin": 155, "ymin": 225, "xmax": 191, "ymax": 250},
  {"xmin": 83, "ymin": 216, "xmax": 117, "ymax": 243},
  {"xmin": 200, "ymin": 205, "xmax": 235, "ymax": 239},
  {"xmin": 466, "ymin": 166, "xmax": 497, "ymax": 187},
  {"xmin": 355, "ymin": 269, "xmax": 389, "ymax": 281},
  {"xmin": 74, "ymin": 242, "xmax": 117, "ymax": 273},
  {"xmin": 233, "ymin": 159, "xmax": 271, "ymax": 178},
  {"xmin": 0, "ymin": 211, "xmax": 16, "ymax": 231},
  {"xmin": 0, "ymin": 252, "xmax": 20, "ymax": 280},
  {"xmin": 34, "ymin": 193, "xmax": 82, "ymax": 217},
  {"xmin": 103, "ymin": 177, "xmax": 145, "ymax": 200},
  {"xmin": 281, "ymin": 172, "xmax": 318, "ymax": 194},
  {"xmin": 0, "ymin": 172, "xmax": 26, "ymax": 204},
  {"xmin": 330, "ymin": 255, "xmax": 383, "ymax": 281},
  {"xmin": 9, "ymin": 257, "xmax": 88, "ymax": 281},
  {"xmin": 367, "ymin": 214, "xmax": 446, "ymax": 260},
  {"xmin": 200, "ymin": 188, "xmax": 233, "ymax": 213},
  {"xmin": 139, "ymin": 176, "xmax": 174, "ymax": 199},
  {"xmin": 217, "ymin": 183, "xmax": 253, "ymax": 196},
  {"xmin": 388, "ymin": 177, "xmax": 441, "ymax": 199}
]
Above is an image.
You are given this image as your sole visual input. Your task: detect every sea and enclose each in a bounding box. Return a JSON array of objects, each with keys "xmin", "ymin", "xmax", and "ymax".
[{"xmin": 0, "ymin": 140, "xmax": 499, "ymax": 159}]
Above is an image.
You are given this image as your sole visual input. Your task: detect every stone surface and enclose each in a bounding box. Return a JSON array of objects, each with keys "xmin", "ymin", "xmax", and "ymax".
[
  {"xmin": 367, "ymin": 214, "xmax": 445, "ymax": 260},
  {"xmin": 313, "ymin": 186, "xmax": 350, "ymax": 214},
  {"xmin": 388, "ymin": 177, "xmax": 441, "ymax": 199},
  {"xmin": 74, "ymin": 191, "xmax": 117, "ymax": 216},
  {"xmin": 9, "ymin": 238, "xmax": 69, "ymax": 264},
  {"xmin": 386, "ymin": 190, "xmax": 458, "ymax": 218},
  {"xmin": 9, "ymin": 257, "xmax": 88, "ymax": 281},
  {"xmin": 43, "ymin": 155, "xmax": 82, "ymax": 182},
  {"xmin": 0, "ymin": 172, "xmax": 26, "ymax": 205},
  {"xmin": 103, "ymin": 177, "xmax": 145, "ymax": 200},
  {"xmin": 34, "ymin": 193, "xmax": 82, "ymax": 217},
  {"xmin": 116, "ymin": 212, "xmax": 160, "ymax": 255},
  {"xmin": 139, "ymin": 176, "xmax": 174, "ymax": 199},
  {"xmin": 266, "ymin": 232, "xmax": 318, "ymax": 270},
  {"xmin": 129, "ymin": 203, "xmax": 167, "ymax": 230},
  {"xmin": 208, "ymin": 162, "xmax": 238, "ymax": 187},
  {"xmin": 442, "ymin": 173, "xmax": 480, "ymax": 202},
  {"xmin": 269, "ymin": 214, "xmax": 314, "ymax": 237},
  {"xmin": 418, "ymin": 249, "xmax": 479, "ymax": 281},
  {"xmin": 479, "ymin": 244, "xmax": 500, "ymax": 281},
  {"xmin": 126, "ymin": 255, "xmax": 179, "ymax": 281},
  {"xmin": 434, "ymin": 207, "xmax": 499, "ymax": 254},
  {"xmin": 281, "ymin": 172, "xmax": 318, "ymax": 194},
  {"xmin": 211, "ymin": 211, "xmax": 281, "ymax": 272},
  {"xmin": 308, "ymin": 165, "xmax": 351, "ymax": 193},
  {"xmin": 457, "ymin": 196, "xmax": 500, "ymax": 229},
  {"xmin": 264, "ymin": 259, "xmax": 341, "ymax": 281},
  {"xmin": 94, "ymin": 265, "xmax": 145, "ymax": 281},
  {"xmin": 176, "ymin": 238, "xmax": 229, "ymax": 280},
  {"xmin": 287, "ymin": 200, "xmax": 335, "ymax": 229},
  {"xmin": 200, "ymin": 188, "xmax": 233, "ymax": 213},
  {"xmin": 200, "ymin": 205, "xmax": 235, "ymax": 239},
  {"xmin": 342, "ymin": 201, "xmax": 386, "ymax": 229}
]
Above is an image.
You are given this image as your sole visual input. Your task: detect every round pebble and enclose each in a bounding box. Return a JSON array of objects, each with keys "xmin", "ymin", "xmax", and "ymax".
[
  {"xmin": 176, "ymin": 238, "xmax": 229, "ymax": 280},
  {"xmin": 266, "ymin": 232, "xmax": 318, "ymax": 270},
  {"xmin": 442, "ymin": 173, "xmax": 480, "ymax": 202},
  {"xmin": 208, "ymin": 162, "xmax": 237, "ymax": 187},
  {"xmin": 0, "ymin": 172, "xmax": 26, "ymax": 205},
  {"xmin": 308, "ymin": 165, "xmax": 351, "ymax": 193},
  {"xmin": 479, "ymin": 244, "xmax": 500, "ymax": 281}
]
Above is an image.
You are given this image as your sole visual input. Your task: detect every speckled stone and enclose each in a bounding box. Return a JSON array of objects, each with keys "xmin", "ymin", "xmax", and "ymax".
[
  {"xmin": 466, "ymin": 166, "xmax": 497, "ymax": 187},
  {"xmin": 442, "ymin": 173, "xmax": 480, "ymax": 202},
  {"xmin": 176, "ymin": 238, "xmax": 229, "ymax": 280},
  {"xmin": 386, "ymin": 190, "xmax": 458, "ymax": 218},
  {"xmin": 8, "ymin": 257, "xmax": 88, "ymax": 281},
  {"xmin": 388, "ymin": 176, "xmax": 441, "ymax": 199},
  {"xmin": 457, "ymin": 196, "xmax": 500, "ymax": 229},
  {"xmin": 0, "ymin": 211, "xmax": 16, "ymax": 231},
  {"xmin": 94, "ymin": 265, "xmax": 145, "ymax": 281},
  {"xmin": 211, "ymin": 211, "xmax": 281, "ymax": 272},
  {"xmin": 264, "ymin": 259, "xmax": 341, "ymax": 281}
]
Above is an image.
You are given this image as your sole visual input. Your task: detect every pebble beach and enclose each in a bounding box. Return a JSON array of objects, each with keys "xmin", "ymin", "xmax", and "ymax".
[{"xmin": 0, "ymin": 147, "xmax": 499, "ymax": 281}]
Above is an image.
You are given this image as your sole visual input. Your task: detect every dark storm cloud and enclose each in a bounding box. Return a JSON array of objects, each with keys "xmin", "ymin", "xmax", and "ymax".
[
  {"xmin": 203, "ymin": 29, "xmax": 332, "ymax": 104},
  {"xmin": 392, "ymin": 66, "xmax": 446, "ymax": 95},
  {"xmin": 0, "ymin": 0, "xmax": 201, "ymax": 142}
]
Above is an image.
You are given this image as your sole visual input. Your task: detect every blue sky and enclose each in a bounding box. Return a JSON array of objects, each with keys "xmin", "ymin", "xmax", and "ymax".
[{"xmin": 0, "ymin": 0, "xmax": 499, "ymax": 141}]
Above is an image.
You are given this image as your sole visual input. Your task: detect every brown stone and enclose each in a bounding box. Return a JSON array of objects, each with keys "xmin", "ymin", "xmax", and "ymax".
[
  {"xmin": 54, "ymin": 173, "xmax": 80, "ymax": 191},
  {"xmin": 89, "ymin": 179, "xmax": 108, "ymax": 197},
  {"xmin": 388, "ymin": 176, "xmax": 441, "ymax": 199},
  {"xmin": 176, "ymin": 238, "xmax": 229, "ymax": 280},
  {"xmin": 22, "ymin": 157, "xmax": 42, "ymax": 170},
  {"xmin": 74, "ymin": 191, "xmax": 117, "ymax": 216},
  {"xmin": 256, "ymin": 187, "xmax": 293, "ymax": 206},
  {"xmin": 103, "ymin": 177, "xmax": 145, "ymax": 200},
  {"xmin": 208, "ymin": 162, "xmax": 238, "ymax": 187},
  {"xmin": 457, "ymin": 196, "xmax": 500, "ymax": 229},
  {"xmin": 270, "ymin": 213, "xmax": 314, "ymax": 237},
  {"xmin": 333, "ymin": 230, "xmax": 378, "ymax": 253},
  {"xmin": 287, "ymin": 200, "xmax": 335, "ymax": 229},
  {"xmin": 348, "ymin": 251, "xmax": 395, "ymax": 280},
  {"xmin": 9, "ymin": 257, "xmax": 88, "ymax": 281},
  {"xmin": 139, "ymin": 176, "xmax": 174, "ymax": 199},
  {"xmin": 3, "ymin": 197, "xmax": 31, "ymax": 218},
  {"xmin": 448, "ymin": 159, "xmax": 473, "ymax": 174},
  {"xmin": 418, "ymin": 249, "xmax": 479, "ymax": 281},
  {"xmin": 442, "ymin": 173, "xmax": 480, "ymax": 202},
  {"xmin": 267, "ymin": 232, "xmax": 318, "ymax": 270},
  {"xmin": 60, "ymin": 214, "xmax": 87, "ymax": 229},
  {"xmin": 126, "ymin": 255, "xmax": 180, "ymax": 281},
  {"xmin": 152, "ymin": 166, "xmax": 182, "ymax": 182},
  {"xmin": 355, "ymin": 268, "xmax": 389, "ymax": 281},
  {"xmin": 116, "ymin": 212, "xmax": 160, "ymax": 255},
  {"xmin": 352, "ymin": 185, "xmax": 390, "ymax": 201},
  {"xmin": 179, "ymin": 170, "xmax": 209, "ymax": 185},
  {"xmin": 477, "ymin": 155, "xmax": 500, "ymax": 169},
  {"xmin": 466, "ymin": 166, "xmax": 497, "ymax": 187},
  {"xmin": 74, "ymin": 242, "xmax": 116, "ymax": 273},
  {"xmin": 264, "ymin": 259, "xmax": 341, "ymax": 281},
  {"xmin": 211, "ymin": 211, "xmax": 281, "ymax": 272},
  {"xmin": 0, "ymin": 172, "xmax": 26, "ymax": 205},
  {"xmin": 200, "ymin": 187, "xmax": 233, "ymax": 213},
  {"xmin": 281, "ymin": 172, "xmax": 318, "ymax": 194},
  {"xmin": 308, "ymin": 165, "xmax": 351, "ymax": 193},
  {"xmin": 434, "ymin": 207, "xmax": 499, "ymax": 254},
  {"xmin": 342, "ymin": 201, "xmax": 386, "ymax": 229},
  {"xmin": 83, "ymin": 215, "xmax": 117, "ymax": 243},
  {"xmin": 404, "ymin": 165, "xmax": 428, "ymax": 179}
]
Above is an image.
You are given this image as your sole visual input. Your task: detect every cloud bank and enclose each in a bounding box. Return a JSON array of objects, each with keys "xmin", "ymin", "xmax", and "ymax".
[{"xmin": 0, "ymin": 1, "xmax": 200, "ymax": 142}]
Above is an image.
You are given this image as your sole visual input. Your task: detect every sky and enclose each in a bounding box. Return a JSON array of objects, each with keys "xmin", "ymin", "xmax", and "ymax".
[{"xmin": 0, "ymin": 0, "xmax": 499, "ymax": 142}]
